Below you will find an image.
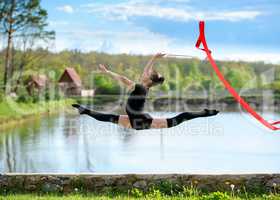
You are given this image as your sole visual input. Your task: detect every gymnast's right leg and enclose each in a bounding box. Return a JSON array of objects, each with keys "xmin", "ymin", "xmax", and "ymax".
[{"xmin": 72, "ymin": 104, "xmax": 119, "ymax": 124}]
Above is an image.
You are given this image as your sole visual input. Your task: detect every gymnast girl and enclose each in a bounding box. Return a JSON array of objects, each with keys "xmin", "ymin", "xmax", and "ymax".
[{"xmin": 73, "ymin": 53, "xmax": 219, "ymax": 130}]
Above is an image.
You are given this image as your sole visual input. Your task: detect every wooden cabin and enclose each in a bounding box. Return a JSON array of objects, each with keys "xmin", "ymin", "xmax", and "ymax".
[
  {"xmin": 58, "ymin": 68, "xmax": 82, "ymax": 96},
  {"xmin": 26, "ymin": 74, "xmax": 48, "ymax": 94}
]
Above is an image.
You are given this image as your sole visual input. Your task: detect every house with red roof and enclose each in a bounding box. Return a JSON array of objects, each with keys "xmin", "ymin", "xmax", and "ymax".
[
  {"xmin": 26, "ymin": 74, "xmax": 48, "ymax": 94},
  {"xmin": 58, "ymin": 68, "xmax": 82, "ymax": 96}
]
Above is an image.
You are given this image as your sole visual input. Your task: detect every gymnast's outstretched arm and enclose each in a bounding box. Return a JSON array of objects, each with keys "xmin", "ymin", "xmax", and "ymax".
[
  {"xmin": 141, "ymin": 53, "xmax": 165, "ymax": 80},
  {"xmin": 99, "ymin": 64, "xmax": 135, "ymax": 90}
]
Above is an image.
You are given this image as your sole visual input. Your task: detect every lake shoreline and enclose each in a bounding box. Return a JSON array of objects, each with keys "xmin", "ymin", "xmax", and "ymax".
[
  {"xmin": 76, "ymin": 94, "xmax": 280, "ymax": 112},
  {"xmin": 1, "ymin": 94, "xmax": 278, "ymax": 130},
  {"xmin": 0, "ymin": 99, "xmax": 74, "ymax": 131}
]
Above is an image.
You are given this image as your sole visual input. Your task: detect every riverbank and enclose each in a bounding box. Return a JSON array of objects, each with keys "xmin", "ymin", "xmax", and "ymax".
[{"xmin": 0, "ymin": 98, "xmax": 74, "ymax": 129}]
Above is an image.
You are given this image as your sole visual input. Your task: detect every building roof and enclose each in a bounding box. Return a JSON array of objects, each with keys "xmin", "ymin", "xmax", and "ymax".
[
  {"xmin": 59, "ymin": 67, "xmax": 82, "ymax": 87},
  {"xmin": 30, "ymin": 74, "xmax": 48, "ymax": 87}
]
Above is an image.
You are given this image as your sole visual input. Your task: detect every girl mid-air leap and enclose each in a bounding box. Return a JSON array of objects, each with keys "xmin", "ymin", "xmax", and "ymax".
[{"xmin": 73, "ymin": 53, "xmax": 219, "ymax": 130}]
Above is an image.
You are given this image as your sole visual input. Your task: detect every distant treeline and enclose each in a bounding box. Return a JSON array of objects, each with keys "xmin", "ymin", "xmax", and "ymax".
[{"xmin": 1, "ymin": 49, "xmax": 280, "ymax": 95}]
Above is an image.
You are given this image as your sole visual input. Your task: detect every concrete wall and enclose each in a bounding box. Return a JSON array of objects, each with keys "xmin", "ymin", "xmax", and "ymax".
[{"xmin": 0, "ymin": 174, "xmax": 280, "ymax": 194}]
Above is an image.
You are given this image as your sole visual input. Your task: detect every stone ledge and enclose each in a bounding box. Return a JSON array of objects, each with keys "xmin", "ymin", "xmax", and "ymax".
[{"xmin": 0, "ymin": 174, "xmax": 279, "ymax": 194}]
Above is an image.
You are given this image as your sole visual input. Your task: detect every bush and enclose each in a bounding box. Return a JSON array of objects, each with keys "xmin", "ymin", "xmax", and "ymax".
[
  {"xmin": 0, "ymin": 92, "xmax": 4, "ymax": 102},
  {"xmin": 93, "ymin": 75, "xmax": 120, "ymax": 95},
  {"xmin": 182, "ymin": 185, "xmax": 200, "ymax": 197},
  {"xmin": 201, "ymin": 192, "xmax": 231, "ymax": 200},
  {"xmin": 130, "ymin": 188, "xmax": 144, "ymax": 198},
  {"xmin": 146, "ymin": 188, "xmax": 162, "ymax": 199},
  {"xmin": 31, "ymin": 92, "xmax": 40, "ymax": 103},
  {"xmin": 16, "ymin": 87, "xmax": 32, "ymax": 103},
  {"xmin": 54, "ymin": 88, "xmax": 64, "ymax": 100},
  {"xmin": 149, "ymin": 181, "xmax": 183, "ymax": 196},
  {"xmin": 44, "ymin": 87, "xmax": 50, "ymax": 101}
]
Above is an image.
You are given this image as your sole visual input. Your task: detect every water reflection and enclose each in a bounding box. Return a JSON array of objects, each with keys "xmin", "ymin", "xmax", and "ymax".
[{"xmin": 1, "ymin": 112, "xmax": 280, "ymax": 173}]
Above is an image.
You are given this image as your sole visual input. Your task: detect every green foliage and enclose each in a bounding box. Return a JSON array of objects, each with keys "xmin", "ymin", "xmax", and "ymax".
[
  {"xmin": 44, "ymin": 86, "xmax": 51, "ymax": 101},
  {"xmin": 0, "ymin": 0, "xmax": 54, "ymax": 38},
  {"xmin": 130, "ymin": 188, "xmax": 144, "ymax": 198},
  {"xmin": 188, "ymin": 61, "xmax": 202, "ymax": 81},
  {"xmin": 201, "ymin": 191, "xmax": 231, "ymax": 200},
  {"xmin": 0, "ymin": 92, "xmax": 4, "ymax": 102},
  {"xmin": 0, "ymin": 179, "xmax": 278, "ymax": 199},
  {"xmin": 152, "ymin": 181, "xmax": 181, "ymax": 196},
  {"xmin": 182, "ymin": 185, "xmax": 200, "ymax": 197},
  {"xmin": 269, "ymin": 81, "xmax": 280, "ymax": 92},
  {"xmin": 168, "ymin": 81, "xmax": 177, "ymax": 91},
  {"xmin": 0, "ymin": 0, "xmax": 55, "ymax": 87},
  {"xmin": 146, "ymin": 188, "xmax": 162, "ymax": 199},
  {"xmin": 0, "ymin": 99, "xmax": 74, "ymax": 125},
  {"xmin": 1, "ymin": 191, "xmax": 280, "ymax": 200},
  {"xmin": 16, "ymin": 87, "xmax": 33, "ymax": 103},
  {"xmin": 54, "ymin": 87, "xmax": 64, "ymax": 100},
  {"xmin": 225, "ymin": 68, "xmax": 254, "ymax": 89},
  {"xmin": 93, "ymin": 74, "xmax": 120, "ymax": 94},
  {"xmin": 160, "ymin": 83, "xmax": 169, "ymax": 92},
  {"xmin": 1, "ymin": 49, "xmax": 280, "ymax": 96}
]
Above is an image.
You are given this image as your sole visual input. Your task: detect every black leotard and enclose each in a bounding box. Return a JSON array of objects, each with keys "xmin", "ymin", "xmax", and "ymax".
[
  {"xmin": 126, "ymin": 84, "xmax": 153, "ymax": 130},
  {"xmin": 126, "ymin": 84, "xmax": 147, "ymax": 113}
]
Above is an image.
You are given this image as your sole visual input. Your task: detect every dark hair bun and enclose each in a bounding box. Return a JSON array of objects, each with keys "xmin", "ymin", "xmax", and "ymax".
[
  {"xmin": 158, "ymin": 76, "xmax": 165, "ymax": 83},
  {"xmin": 151, "ymin": 73, "xmax": 164, "ymax": 84}
]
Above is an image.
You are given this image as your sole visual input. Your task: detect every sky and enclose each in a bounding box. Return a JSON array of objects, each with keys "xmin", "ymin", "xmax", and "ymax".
[{"xmin": 42, "ymin": 0, "xmax": 280, "ymax": 63}]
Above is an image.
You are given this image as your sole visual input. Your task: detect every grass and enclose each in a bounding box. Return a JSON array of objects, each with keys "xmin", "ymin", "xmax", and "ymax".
[
  {"xmin": 0, "ymin": 97, "xmax": 74, "ymax": 126},
  {"xmin": 1, "ymin": 192, "xmax": 280, "ymax": 200},
  {"xmin": 1, "ymin": 185, "xmax": 279, "ymax": 200}
]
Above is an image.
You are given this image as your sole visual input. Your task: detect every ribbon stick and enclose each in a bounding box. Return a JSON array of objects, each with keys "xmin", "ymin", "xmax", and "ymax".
[
  {"xmin": 196, "ymin": 21, "xmax": 280, "ymax": 131},
  {"xmin": 165, "ymin": 54, "xmax": 196, "ymax": 58}
]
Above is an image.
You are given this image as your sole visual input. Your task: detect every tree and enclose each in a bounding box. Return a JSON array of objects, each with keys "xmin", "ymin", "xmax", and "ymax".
[
  {"xmin": 0, "ymin": 0, "xmax": 54, "ymax": 92},
  {"xmin": 14, "ymin": 31, "xmax": 54, "ymax": 91}
]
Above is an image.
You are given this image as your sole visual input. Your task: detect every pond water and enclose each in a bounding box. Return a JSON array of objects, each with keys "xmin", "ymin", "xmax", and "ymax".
[{"xmin": 1, "ymin": 111, "xmax": 280, "ymax": 173}]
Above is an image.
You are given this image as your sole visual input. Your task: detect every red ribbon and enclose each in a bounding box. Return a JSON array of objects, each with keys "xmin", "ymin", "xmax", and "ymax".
[{"xmin": 196, "ymin": 21, "xmax": 280, "ymax": 131}]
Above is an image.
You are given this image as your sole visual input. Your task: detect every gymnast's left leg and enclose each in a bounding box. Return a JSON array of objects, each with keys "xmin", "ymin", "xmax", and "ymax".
[
  {"xmin": 165, "ymin": 109, "xmax": 219, "ymax": 128},
  {"xmin": 150, "ymin": 109, "xmax": 219, "ymax": 129}
]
